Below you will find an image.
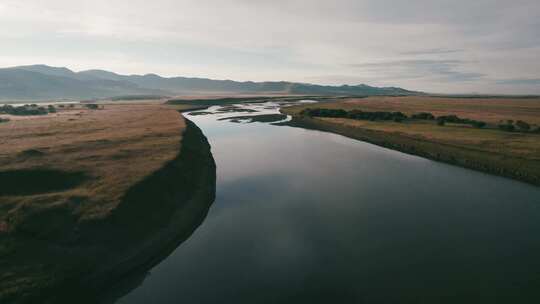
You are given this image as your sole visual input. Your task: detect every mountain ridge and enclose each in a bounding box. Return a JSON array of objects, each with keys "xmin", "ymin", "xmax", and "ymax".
[{"xmin": 0, "ymin": 64, "xmax": 420, "ymax": 100}]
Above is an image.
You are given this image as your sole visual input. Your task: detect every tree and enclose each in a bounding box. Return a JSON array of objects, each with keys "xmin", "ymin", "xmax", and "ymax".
[
  {"xmin": 515, "ymin": 120, "xmax": 531, "ymax": 131},
  {"xmin": 412, "ymin": 112, "xmax": 435, "ymax": 120},
  {"xmin": 498, "ymin": 124, "xmax": 515, "ymax": 132},
  {"xmin": 471, "ymin": 121, "xmax": 486, "ymax": 128}
]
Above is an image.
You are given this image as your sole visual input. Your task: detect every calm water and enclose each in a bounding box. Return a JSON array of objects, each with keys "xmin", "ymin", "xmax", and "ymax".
[{"xmin": 118, "ymin": 102, "xmax": 540, "ymax": 303}]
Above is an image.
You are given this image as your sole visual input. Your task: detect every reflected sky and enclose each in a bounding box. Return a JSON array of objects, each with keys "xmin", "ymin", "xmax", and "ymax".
[{"xmin": 118, "ymin": 102, "xmax": 540, "ymax": 304}]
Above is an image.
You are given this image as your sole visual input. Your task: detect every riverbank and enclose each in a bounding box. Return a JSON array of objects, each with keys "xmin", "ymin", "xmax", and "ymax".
[
  {"xmin": 282, "ymin": 98, "xmax": 540, "ymax": 187},
  {"xmin": 0, "ymin": 105, "xmax": 216, "ymax": 303}
]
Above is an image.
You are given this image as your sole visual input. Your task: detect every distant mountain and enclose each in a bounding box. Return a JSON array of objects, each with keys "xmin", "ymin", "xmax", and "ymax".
[
  {"xmin": 15, "ymin": 64, "xmax": 79, "ymax": 79},
  {"xmin": 0, "ymin": 65, "xmax": 419, "ymax": 100}
]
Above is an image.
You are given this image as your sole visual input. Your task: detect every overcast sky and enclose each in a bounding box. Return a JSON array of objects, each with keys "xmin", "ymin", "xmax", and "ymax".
[{"xmin": 1, "ymin": 0, "xmax": 539, "ymax": 93}]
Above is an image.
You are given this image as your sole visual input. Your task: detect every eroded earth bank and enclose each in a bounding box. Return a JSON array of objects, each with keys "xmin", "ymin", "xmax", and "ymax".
[{"xmin": 0, "ymin": 104, "xmax": 216, "ymax": 303}]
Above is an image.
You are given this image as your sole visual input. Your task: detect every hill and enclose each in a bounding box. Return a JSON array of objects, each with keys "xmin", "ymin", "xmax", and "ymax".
[{"xmin": 0, "ymin": 65, "xmax": 419, "ymax": 100}]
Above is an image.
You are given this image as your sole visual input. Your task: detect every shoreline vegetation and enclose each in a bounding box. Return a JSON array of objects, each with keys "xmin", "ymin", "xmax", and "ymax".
[
  {"xmin": 297, "ymin": 107, "xmax": 539, "ymax": 133},
  {"xmin": 1, "ymin": 104, "xmax": 60, "ymax": 116},
  {"xmin": 282, "ymin": 96, "xmax": 540, "ymax": 187},
  {"xmin": 0, "ymin": 104, "xmax": 216, "ymax": 303}
]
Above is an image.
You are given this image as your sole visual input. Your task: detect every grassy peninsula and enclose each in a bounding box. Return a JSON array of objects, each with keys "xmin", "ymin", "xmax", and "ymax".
[
  {"xmin": 282, "ymin": 96, "xmax": 540, "ymax": 186},
  {"xmin": 0, "ymin": 104, "xmax": 216, "ymax": 303}
]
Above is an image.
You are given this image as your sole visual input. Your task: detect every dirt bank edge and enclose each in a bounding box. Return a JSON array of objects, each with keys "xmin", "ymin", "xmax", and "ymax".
[{"xmin": 11, "ymin": 116, "xmax": 216, "ymax": 304}]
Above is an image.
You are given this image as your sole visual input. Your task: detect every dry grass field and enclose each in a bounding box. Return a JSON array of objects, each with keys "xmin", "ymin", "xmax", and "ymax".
[
  {"xmin": 0, "ymin": 104, "xmax": 184, "ymax": 227},
  {"xmin": 330, "ymin": 96, "xmax": 540, "ymax": 125},
  {"xmin": 317, "ymin": 118, "xmax": 540, "ymax": 161}
]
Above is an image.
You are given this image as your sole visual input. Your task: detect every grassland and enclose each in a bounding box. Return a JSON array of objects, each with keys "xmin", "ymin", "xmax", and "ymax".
[
  {"xmin": 0, "ymin": 104, "xmax": 184, "ymax": 218},
  {"xmin": 282, "ymin": 96, "xmax": 540, "ymax": 186},
  {"xmin": 319, "ymin": 96, "xmax": 540, "ymax": 125},
  {"xmin": 0, "ymin": 104, "xmax": 216, "ymax": 303}
]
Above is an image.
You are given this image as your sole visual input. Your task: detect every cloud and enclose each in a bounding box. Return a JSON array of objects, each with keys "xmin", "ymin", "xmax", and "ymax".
[
  {"xmin": 496, "ymin": 78, "xmax": 540, "ymax": 85},
  {"xmin": 351, "ymin": 60, "xmax": 485, "ymax": 82},
  {"xmin": 0, "ymin": 0, "xmax": 539, "ymax": 94},
  {"xmin": 400, "ymin": 49, "xmax": 463, "ymax": 56}
]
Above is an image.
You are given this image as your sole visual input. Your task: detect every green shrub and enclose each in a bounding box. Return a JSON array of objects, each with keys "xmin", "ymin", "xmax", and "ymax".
[
  {"xmin": 471, "ymin": 121, "xmax": 486, "ymax": 128},
  {"xmin": 498, "ymin": 124, "xmax": 515, "ymax": 132},
  {"xmin": 302, "ymin": 108, "xmax": 409, "ymax": 122},
  {"xmin": 0, "ymin": 105, "xmax": 48, "ymax": 116},
  {"xmin": 411, "ymin": 112, "xmax": 435, "ymax": 120},
  {"xmin": 436, "ymin": 115, "xmax": 486, "ymax": 129},
  {"xmin": 515, "ymin": 120, "xmax": 531, "ymax": 131},
  {"xmin": 85, "ymin": 104, "xmax": 99, "ymax": 110},
  {"xmin": 437, "ymin": 115, "xmax": 461, "ymax": 123}
]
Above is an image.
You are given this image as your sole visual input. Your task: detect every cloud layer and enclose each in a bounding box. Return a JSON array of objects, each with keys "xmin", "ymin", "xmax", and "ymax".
[{"xmin": 1, "ymin": 0, "xmax": 539, "ymax": 93}]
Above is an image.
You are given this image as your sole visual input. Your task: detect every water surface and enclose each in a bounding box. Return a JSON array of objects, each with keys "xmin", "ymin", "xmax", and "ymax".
[{"xmin": 118, "ymin": 102, "xmax": 540, "ymax": 303}]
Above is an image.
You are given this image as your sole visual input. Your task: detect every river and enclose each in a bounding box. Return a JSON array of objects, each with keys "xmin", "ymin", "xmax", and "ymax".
[{"xmin": 117, "ymin": 101, "xmax": 540, "ymax": 303}]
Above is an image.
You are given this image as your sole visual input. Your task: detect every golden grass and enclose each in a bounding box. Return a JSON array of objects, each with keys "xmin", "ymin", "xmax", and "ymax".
[
  {"xmin": 283, "ymin": 96, "xmax": 540, "ymax": 159},
  {"xmin": 0, "ymin": 103, "xmax": 218, "ymax": 302},
  {"xmin": 319, "ymin": 118, "xmax": 540, "ymax": 160},
  {"xmin": 0, "ymin": 104, "xmax": 185, "ymax": 226},
  {"xmin": 335, "ymin": 96, "xmax": 540, "ymax": 125}
]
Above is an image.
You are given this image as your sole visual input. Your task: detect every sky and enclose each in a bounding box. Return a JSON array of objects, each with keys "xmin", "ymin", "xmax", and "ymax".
[{"xmin": 1, "ymin": 0, "xmax": 539, "ymax": 94}]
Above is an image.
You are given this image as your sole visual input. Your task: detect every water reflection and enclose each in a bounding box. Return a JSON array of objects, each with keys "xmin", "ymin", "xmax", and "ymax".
[{"xmin": 118, "ymin": 102, "xmax": 540, "ymax": 303}]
